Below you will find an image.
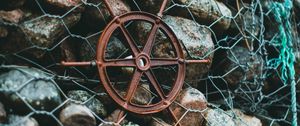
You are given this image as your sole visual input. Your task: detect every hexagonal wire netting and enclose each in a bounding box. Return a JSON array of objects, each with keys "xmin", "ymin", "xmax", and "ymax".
[{"xmin": 0, "ymin": 0, "xmax": 299, "ymax": 126}]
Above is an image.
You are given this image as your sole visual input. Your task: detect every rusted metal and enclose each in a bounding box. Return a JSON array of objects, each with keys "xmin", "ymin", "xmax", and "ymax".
[
  {"xmin": 103, "ymin": 0, "xmax": 116, "ymax": 17},
  {"xmin": 61, "ymin": 0, "xmax": 209, "ymax": 125},
  {"xmin": 158, "ymin": 0, "xmax": 169, "ymax": 18},
  {"xmin": 96, "ymin": 12, "xmax": 186, "ymax": 114}
]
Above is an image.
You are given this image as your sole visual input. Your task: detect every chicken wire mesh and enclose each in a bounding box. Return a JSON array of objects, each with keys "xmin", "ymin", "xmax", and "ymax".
[{"xmin": 0, "ymin": 0, "xmax": 299, "ymax": 126}]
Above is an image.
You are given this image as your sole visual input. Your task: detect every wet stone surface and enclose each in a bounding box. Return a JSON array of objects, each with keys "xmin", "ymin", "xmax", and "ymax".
[
  {"xmin": 150, "ymin": 117, "xmax": 171, "ymax": 126},
  {"xmin": 131, "ymin": 0, "xmax": 171, "ymax": 14},
  {"xmin": 67, "ymin": 90, "xmax": 107, "ymax": 117},
  {"xmin": 0, "ymin": 9, "xmax": 24, "ymax": 24},
  {"xmin": 0, "ymin": 66, "xmax": 62, "ymax": 112},
  {"xmin": 170, "ymin": 0, "xmax": 232, "ymax": 32},
  {"xmin": 2, "ymin": 115, "xmax": 39, "ymax": 126},
  {"xmin": 170, "ymin": 87, "xmax": 207, "ymax": 126},
  {"xmin": 223, "ymin": 46, "xmax": 263, "ymax": 88},
  {"xmin": 60, "ymin": 104, "xmax": 96, "ymax": 126},
  {"xmin": 82, "ymin": 0, "xmax": 130, "ymax": 30},
  {"xmin": 80, "ymin": 35, "xmax": 127, "ymax": 62},
  {"xmin": 203, "ymin": 108, "xmax": 235, "ymax": 126},
  {"xmin": 44, "ymin": 0, "xmax": 83, "ymax": 11},
  {"xmin": 20, "ymin": 12, "xmax": 81, "ymax": 58},
  {"xmin": 226, "ymin": 109, "xmax": 262, "ymax": 126}
]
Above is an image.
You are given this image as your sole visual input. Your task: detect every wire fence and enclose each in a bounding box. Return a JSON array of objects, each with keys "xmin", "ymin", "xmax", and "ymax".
[{"xmin": 0, "ymin": 0, "xmax": 299, "ymax": 126}]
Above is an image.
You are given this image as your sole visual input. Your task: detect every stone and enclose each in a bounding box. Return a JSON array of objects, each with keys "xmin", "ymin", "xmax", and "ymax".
[
  {"xmin": 60, "ymin": 104, "xmax": 96, "ymax": 126},
  {"xmin": 80, "ymin": 35, "xmax": 126, "ymax": 62},
  {"xmin": 223, "ymin": 46, "xmax": 263, "ymax": 88},
  {"xmin": 203, "ymin": 108, "xmax": 235, "ymax": 126},
  {"xmin": 131, "ymin": 15, "xmax": 214, "ymax": 88},
  {"xmin": 0, "ymin": 9, "xmax": 36, "ymax": 55},
  {"xmin": 101, "ymin": 109, "xmax": 128, "ymax": 126},
  {"xmin": 4, "ymin": 115, "xmax": 39, "ymax": 126},
  {"xmin": 170, "ymin": 0, "xmax": 232, "ymax": 32},
  {"xmin": 100, "ymin": 111, "xmax": 140, "ymax": 126},
  {"xmin": 45, "ymin": 0, "xmax": 83, "ymax": 11},
  {"xmin": 60, "ymin": 40, "xmax": 77, "ymax": 62},
  {"xmin": 0, "ymin": 102, "xmax": 6, "ymax": 123},
  {"xmin": 82, "ymin": 0, "xmax": 130, "ymax": 29},
  {"xmin": 67, "ymin": 90, "xmax": 107, "ymax": 117},
  {"xmin": 0, "ymin": 9, "xmax": 24, "ymax": 23},
  {"xmin": 131, "ymin": 0, "xmax": 171, "ymax": 14},
  {"xmin": 150, "ymin": 117, "xmax": 171, "ymax": 126},
  {"xmin": 228, "ymin": 8, "xmax": 260, "ymax": 37},
  {"xmin": 0, "ymin": 27, "xmax": 29, "ymax": 56},
  {"xmin": 20, "ymin": 12, "xmax": 81, "ymax": 58},
  {"xmin": 227, "ymin": 109, "xmax": 262, "ymax": 126},
  {"xmin": 120, "ymin": 83, "xmax": 152, "ymax": 105},
  {"xmin": 0, "ymin": 66, "xmax": 62, "ymax": 112},
  {"xmin": 254, "ymin": 111, "xmax": 281, "ymax": 126},
  {"xmin": 169, "ymin": 87, "xmax": 207, "ymax": 126},
  {"xmin": 122, "ymin": 122, "xmax": 140, "ymax": 126}
]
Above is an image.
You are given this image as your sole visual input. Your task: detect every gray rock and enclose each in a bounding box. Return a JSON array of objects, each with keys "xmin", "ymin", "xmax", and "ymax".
[
  {"xmin": 203, "ymin": 108, "xmax": 235, "ymax": 126},
  {"xmin": 132, "ymin": 0, "xmax": 171, "ymax": 14},
  {"xmin": 101, "ymin": 111, "xmax": 140, "ymax": 126},
  {"xmin": 101, "ymin": 109, "xmax": 128, "ymax": 126},
  {"xmin": 223, "ymin": 46, "xmax": 263, "ymax": 88},
  {"xmin": 0, "ymin": 66, "xmax": 62, "ymax": 112},
  {"xmin": 67, "ymin": 90, "xmax": 107, "ymax": 117},
  {"xmin": 0, "ymin": 102, "xmax": 6, "ymax": 123},
  {"xmin": 150, "ymin": 117, "xmax": 171, "ymax": 126},
  {"xmin": 0, "ymin": 9, "xmax": 24, "ymax": 24},
  {"xmin": 254, "ymin": 111, "xmax": 281, "ymax": 126},
  {"xmin": 122, "ymin": 122, "xmax": 140, "ymax": 126},
  {"xmin": 60, "ymin": 104, "xmax": 96, "ymax": 126},
  {"xmin": 60, "ymin": 40, "xmax": 77, "ymax": 62},
  {"xmin": 4, "ymin": 115, "xmax": 39, "ymax": 126},
  {"xmin": 226, "ymin": 109, "xmax": 262, "ymax": 126},
  {"xmin": 44, "ymin": 0, "xmax": 84, "ymax": 11},
  {"xmin": 20, "ymin": 12, "xmax": 81, "ymax": 58},
  {"xmin": 120, "ymin": 83, "xmax": 152, "ymax": 105},
  {"xmin": 169, "ymin": 87, "xmax": 207, "ymax": 126},
  {"xmin": 80, "ymin": 35, "xmax": 127, "ymax": 61},
  {"xmin": 131, "ymin": 15, "xmax": 214, "ymax": 88},
  {"xmin": 228, "ymin": 9, "xmax": 260, "ymax": 47},
  {"xmin": 170, "ymin": 0, "xmax": 232, "ymax": 32},
  {"xmin": 83, "ymin": 0, "xmax": 130, "ymax": 29}
]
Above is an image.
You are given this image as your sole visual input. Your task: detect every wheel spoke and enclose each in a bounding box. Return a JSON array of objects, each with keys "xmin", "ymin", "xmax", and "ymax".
[
  {"xmin": 120, "ymin": 24, "xmax": 140, "ymax": 56},
  {"xmin": 104, "ymin": 59, "xmax": 136, "ymax": 67},
  {"xmin": 168, "ymin": 107, "xmax": 182, "ymax": 126},
  {"xmin": 125, "ymin": 69, "xmax": 143, "ymax": 101},
  {"xmin": 145, "ymin": 70, "xmax": 165, "ymax": 99},
  {"xmin": 143, "ymin": 24, "xmax": 159, "ymax": 54},
  {"xmin": 150, "ymin": 58, "xmax": 178, "ymax": 67}
]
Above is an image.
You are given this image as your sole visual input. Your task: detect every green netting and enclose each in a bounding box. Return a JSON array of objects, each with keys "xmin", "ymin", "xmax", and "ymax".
[{"xmin": 267, "ymin": 0, "xmax": 297, "ymax": 125}]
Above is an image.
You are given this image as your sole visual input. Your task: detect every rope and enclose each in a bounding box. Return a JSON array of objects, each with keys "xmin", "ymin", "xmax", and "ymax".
[{"xmin": 268, "ymin": 0, "xmax": 297, "ymax": 125}]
